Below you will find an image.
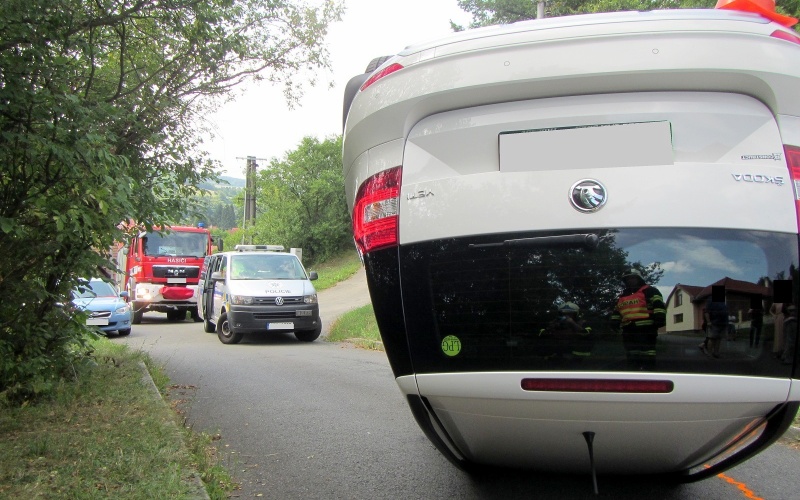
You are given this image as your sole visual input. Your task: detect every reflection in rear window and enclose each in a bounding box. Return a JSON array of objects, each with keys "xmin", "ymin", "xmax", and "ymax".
[{"xmin": 400, "ymin": 228, "xmax": 798, "ymax": 377}]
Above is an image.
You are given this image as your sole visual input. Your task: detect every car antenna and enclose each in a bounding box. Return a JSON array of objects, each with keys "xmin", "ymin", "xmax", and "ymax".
[{"xmin": 583, "ymin": 431, "xmax": 600, "ymax": 495}]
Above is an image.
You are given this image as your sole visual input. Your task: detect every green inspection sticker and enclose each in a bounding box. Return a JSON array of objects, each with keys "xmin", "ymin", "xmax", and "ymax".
[{"xmin": 441, "ymin": 335, "xmax": 462, "ymax": 357}]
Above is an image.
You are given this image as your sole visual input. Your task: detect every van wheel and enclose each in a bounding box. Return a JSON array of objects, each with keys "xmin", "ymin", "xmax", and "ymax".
[
  {"xmin": 217, "ymin": 313, "xmax": 243, "ymax": 344},
  {"xmin": 295, "ymin": 325, "xmax": 322, "ymax": 342},
  {"xmin": 203, "ymin": 316, "xmax": 216, "ymax": 333}
]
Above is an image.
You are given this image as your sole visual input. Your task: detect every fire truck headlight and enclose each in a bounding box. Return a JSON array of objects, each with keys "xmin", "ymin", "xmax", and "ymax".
[{"xmin": 230, "ymin": 295, "xmax": 254, "ymax": 305}]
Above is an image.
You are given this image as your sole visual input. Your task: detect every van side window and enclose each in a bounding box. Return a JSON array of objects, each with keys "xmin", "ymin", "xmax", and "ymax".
[{"xmin": 218, "ymin": 256, "xmax": 227, "ymax": 276}]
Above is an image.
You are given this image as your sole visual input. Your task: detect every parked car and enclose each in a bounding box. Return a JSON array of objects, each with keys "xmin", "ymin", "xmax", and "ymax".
[
  {"xmin": 342, "ymin": 4, "xmax": 800, "ymax": 485},
  {"xmin": 72, "ymin": 279, "xmax": 132, "ymax": 336}
]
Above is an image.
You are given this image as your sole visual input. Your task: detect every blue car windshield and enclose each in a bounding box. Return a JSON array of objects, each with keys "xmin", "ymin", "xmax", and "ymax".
[{"xmin": 75, "ymin": 281, "xmax": 117, "ymax": 298}]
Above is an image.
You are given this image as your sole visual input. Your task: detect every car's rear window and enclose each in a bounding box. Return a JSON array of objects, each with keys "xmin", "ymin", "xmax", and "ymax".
[{"xmin": 399, "ymin": 228, "xmax": 798, "ymax": 377}]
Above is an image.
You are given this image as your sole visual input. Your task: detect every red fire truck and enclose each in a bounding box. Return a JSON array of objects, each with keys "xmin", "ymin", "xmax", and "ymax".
[{"xmin": 117, "ymin": 225, "xmax": 221, "ymax": 323}]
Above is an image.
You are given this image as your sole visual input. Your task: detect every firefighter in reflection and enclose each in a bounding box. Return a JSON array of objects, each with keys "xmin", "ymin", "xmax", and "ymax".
[
  {"xmin": 539, "ymin": 302, "xmax": 593, "ymax": 359},
  {"xmin": 611, "ymin": 269, "xmax": 666, "ymax": 366}
]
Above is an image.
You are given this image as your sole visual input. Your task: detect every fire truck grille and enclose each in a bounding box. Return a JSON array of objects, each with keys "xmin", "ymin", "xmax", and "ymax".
[{"xmin": 152, "ymin": 266, "xmax": 200, "ymax": 279}]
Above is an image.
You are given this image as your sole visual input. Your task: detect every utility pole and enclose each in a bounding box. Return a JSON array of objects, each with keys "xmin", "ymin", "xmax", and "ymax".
[
  {"xmin": 537, "ymin": 1, "xmax": 545, "ymax": 19},
  {"xmin": 236, "ymin": 155, "xmax": 269, "ymax": 244}
]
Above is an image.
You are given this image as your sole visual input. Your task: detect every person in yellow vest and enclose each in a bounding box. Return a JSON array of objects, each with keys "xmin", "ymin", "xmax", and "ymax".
[
  {"xmin": 539, "ymin": 302, "xmax": 593, "ymax": 360},
  {"xmin": 611, "ymin": 269, "xmax": 666, "ymax": 367}
]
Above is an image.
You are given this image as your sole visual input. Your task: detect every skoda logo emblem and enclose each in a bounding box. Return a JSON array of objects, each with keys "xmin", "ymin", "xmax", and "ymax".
[
  {"xmin": 275, "ymin": 297, "xmax": 284, "ymax": 306},
  {"xmin": 569, "ymin": 179, "xmax": 607, "ymax": 213}
]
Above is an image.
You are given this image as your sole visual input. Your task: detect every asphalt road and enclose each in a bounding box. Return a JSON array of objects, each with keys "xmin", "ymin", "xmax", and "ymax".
[{"xmin": 118, "ymin": 269, "xmax": 800, "ymax": 499}]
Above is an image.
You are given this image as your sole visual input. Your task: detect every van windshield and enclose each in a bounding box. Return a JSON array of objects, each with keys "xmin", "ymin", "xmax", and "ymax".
[
  {"xmin": 230, "ymin": 255, "xmax": 306, "ymax": 280},
  {"xmin": 399, "ymin": 228, "xmax": 798, "ymax": 377}
]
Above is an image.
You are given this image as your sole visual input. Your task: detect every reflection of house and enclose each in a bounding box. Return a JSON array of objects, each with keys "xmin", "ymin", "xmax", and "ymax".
[
  {"xmin": 665, "ymin": 278, "xmax": 771, "ymax": 333},
  {"xmin": 665, "ymin": 285, "xmax": 704, "ymax": 332}
]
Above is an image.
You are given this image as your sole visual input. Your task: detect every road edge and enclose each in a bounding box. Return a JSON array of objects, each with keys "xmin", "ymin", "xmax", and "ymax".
[{"xmin": 137, "ymin": 361, "xmax": 211, "ymax": 500}]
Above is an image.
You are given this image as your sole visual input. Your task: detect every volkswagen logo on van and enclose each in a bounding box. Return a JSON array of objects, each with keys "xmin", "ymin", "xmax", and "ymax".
[
  {"xmin": 275, "ymin": 297, "xmax": 284, "ymax": 306},
  {"xmin": 569, "ymin": 179, "xmax": 607, "ymax": 213}
]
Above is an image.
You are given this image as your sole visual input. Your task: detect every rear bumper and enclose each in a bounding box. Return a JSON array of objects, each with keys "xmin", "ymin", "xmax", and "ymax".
[
  {"xmin": 135, "ymin": 300, "xmax": 196, "ymax": 312},
  {"xmin": 401, "ymin": 372, "xmax": 797, "ymax": 476}
]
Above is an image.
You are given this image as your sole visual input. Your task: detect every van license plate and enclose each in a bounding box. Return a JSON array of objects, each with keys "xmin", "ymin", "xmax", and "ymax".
[
  {"xmin": 267, "ymin": 322, "xmax": 293, "ymax": 330},
  {"xmin": 87, "ymin": 318, "xmax": 109, "ymax": 326}
]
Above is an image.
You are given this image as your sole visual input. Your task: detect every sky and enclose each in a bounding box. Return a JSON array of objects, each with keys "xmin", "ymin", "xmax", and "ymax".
[{"xmin": 203, "ymin": 0, "xmax": 473, "ymax": 178}]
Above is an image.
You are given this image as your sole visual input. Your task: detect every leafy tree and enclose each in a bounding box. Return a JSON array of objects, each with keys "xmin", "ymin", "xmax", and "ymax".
[
  {"xmin": 222, "ymin": 204, "xmax": 239, "ymax": 230},
  {"xmin": 0, "ymin": 0, "xmax": 343, "ymax": 404},
  {"xmin": 251, "ymin": 136, "xmax": 352, "ymax": 264},
  {"xmin": 452, "ymin": 0, "xmax": 798, "ymax": 30}
]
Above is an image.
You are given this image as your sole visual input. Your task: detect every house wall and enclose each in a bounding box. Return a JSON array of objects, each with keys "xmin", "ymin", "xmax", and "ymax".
[{"xmin": 666, "ymin": 288, "xmax": 698, "ymax": 333}]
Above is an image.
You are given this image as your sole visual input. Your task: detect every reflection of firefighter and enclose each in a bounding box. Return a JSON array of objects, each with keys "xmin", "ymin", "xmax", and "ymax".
[
  {"xmin": 611, "ymin": 269, "xmax": 666, "ymax": 364},
  {"xmin": 539, "ymin": 302, "xmax": 593, "ymax": 359}
]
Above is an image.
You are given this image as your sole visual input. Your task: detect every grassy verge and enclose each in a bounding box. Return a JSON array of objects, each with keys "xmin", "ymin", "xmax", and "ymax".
[
  {"xmin": 0, "ymin": 338, "xmax": 233, "ymax": 498},
  {"xmin": 308, "ymin": 249, "xmax": 362, "ymax": 291},
  {"xmin": 327, "ymin": 304, "xmax": 383, "ymax": 350}
]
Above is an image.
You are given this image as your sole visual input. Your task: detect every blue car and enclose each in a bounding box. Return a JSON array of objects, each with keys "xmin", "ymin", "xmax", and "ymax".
[{"xmin": 72, "ymin": 279, "xmax": 132, "ymax": 336}]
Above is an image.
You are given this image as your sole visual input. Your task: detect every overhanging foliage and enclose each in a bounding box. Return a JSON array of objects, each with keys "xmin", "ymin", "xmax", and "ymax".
[{"xmin": 0, "ymin": 0, "xmax": 343, "ymax": 404}]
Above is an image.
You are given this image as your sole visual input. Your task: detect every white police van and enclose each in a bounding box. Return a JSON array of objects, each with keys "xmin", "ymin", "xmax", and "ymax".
[
  {"xmin": 342, "ymin": 3, "xmax": 800, "ymax": 486},
  {"xmin": 197, "ymin": 245, "xmax": 321, "ymax": 344}
]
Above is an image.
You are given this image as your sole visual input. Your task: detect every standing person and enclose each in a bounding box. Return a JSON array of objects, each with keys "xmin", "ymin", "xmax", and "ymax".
[
  {"xmin": 699, "ymin": 307, "xmax": 710, "ymax": 353},
  {"xmin": 540, "ymin": 302, "xmax": 593, "ymax": 359},
  {"xmin": 781, "ymin": 305, "xmax": 797, "ymax": 365},
  {"xmin": 727, "ymin": 312, "xmax": 737, "ymax": 341},
  {"xmin": 770, "ymin": 302, "xmax": 786, "ymax": 358},
  {"xmin": 611, "ymin": 269, "xmax": 666, "ymax": 366},
  {"xmin": 749, "ymin": 304, "xmax": 764, "ymax": 348},
  {"xmin": 704, "ymin": 297, "xmax": 728, "ymax": 359}
]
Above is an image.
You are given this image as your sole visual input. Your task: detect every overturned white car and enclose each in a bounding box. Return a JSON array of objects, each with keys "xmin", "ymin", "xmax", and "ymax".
[{"xmin": 342, "ymin": 3, "xmax": 800, "ymax": 485}]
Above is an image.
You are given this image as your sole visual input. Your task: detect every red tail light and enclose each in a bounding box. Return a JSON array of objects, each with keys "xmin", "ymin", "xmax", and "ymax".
[
  {"xmin": 521, "ymin": 378, "xmax": 674, "ymax": 393},
  {"xmin": 786, "ymin": 145, "xmax": 800, "ymax": 232},
  {"xmin": 353, "ymin": 166, "xmax": 402, "ymax": 255},
  {"xmin": 771, "ymin": 29, "xmax": 800, "ymax": 45},
  {"xmin": 360, "ymin": 63, "xmax": 404, "ymax": 91}
]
